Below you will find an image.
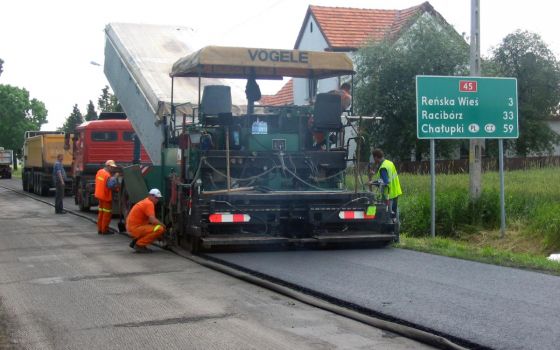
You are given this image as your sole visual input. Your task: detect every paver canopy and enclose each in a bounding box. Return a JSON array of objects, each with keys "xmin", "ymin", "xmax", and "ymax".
[{"xmin": 171, "ymin": 46, "xmax": 355, "ymax": 79}]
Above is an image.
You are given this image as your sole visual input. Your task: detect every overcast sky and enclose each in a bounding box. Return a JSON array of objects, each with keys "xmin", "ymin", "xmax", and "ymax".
[{"xmin": 1, "ymin": 0, "xmax": 558, "ymax": 130}]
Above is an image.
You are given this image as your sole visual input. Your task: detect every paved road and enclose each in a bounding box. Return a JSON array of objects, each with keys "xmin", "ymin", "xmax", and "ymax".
[
  {"xmin": 209, "ymin": 249, "xmax": 560, "ymax": 350},
  {"xmin": 0, "ymin": 184, "xmax": 433, "ymax": 349},
  {"xmin": 1, "ymin": 177, "xmax": 124, "ymax": 229}
]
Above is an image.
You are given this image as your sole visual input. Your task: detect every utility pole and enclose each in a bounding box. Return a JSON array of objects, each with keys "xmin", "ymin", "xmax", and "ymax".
[{"xmin": 469, "ymin": 0, "xmax": 483, "ymax": 199}]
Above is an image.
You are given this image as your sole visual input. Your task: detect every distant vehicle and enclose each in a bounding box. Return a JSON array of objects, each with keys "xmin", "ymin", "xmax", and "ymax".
[
  {"xmin": 22, "ymin": 131, "xmax": 73, "ymax": 195},
  {"xmin": 0, "ymin": 147, "xmax": 13, "ymax": 179},
  {"xmin": 71, "ymin": 112, "xmax": 151, "ymax": 211}
]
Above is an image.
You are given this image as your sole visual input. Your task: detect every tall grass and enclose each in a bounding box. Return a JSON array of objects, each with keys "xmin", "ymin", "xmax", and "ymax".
[{"xmin": 398, "ymin": 168, "xmax": 560, "ymax": 250}]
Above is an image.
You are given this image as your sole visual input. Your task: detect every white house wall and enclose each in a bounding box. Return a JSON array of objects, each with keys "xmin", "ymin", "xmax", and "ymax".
[
  {"xmin": 546, "ymin": 120, "xmax": 560, "ymax": 155},
  {"xmin": 294, "ymin": 16, "xmax": 343, "ymax": 105}
]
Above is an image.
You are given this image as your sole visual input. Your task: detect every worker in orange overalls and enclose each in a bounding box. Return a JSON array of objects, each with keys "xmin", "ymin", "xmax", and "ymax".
[
  {"xmin": 126, "ymin": 188, "xmax": 166, "ymax": 253},
  {"xmin": 94, "ymin": 160, "xmax": 119, "ymax": 235}
]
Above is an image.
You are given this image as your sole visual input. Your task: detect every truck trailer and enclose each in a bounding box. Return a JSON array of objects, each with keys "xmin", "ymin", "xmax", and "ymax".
[
  {"xmin": 22, "ymin": 131, "xmax": 73, "ymax": 196},
  {"xmin": 104, "ymin": 24, "xmax": 399, "ymax": 252},
  {"xmin": 71, "ymin": 112, "xmax": 150, "ymax": 211},
  {"xmin": 0, "ymin": 148, "xmax": 13, "ymax": 179}
]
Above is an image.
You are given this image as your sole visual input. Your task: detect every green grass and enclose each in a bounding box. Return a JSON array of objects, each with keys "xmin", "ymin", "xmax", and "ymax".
[
  {"xmin": 397, "ymin": 234, "xmax": 560, "ymax": 275},
  {"xmin": 397, "ymin": 168, "xmax": 560, "ymax": 251}
]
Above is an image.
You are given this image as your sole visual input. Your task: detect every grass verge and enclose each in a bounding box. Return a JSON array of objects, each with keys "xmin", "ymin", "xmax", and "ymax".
[{"xmin": 397, "ymin": 234, "xmax": 560, "ymax": 275}]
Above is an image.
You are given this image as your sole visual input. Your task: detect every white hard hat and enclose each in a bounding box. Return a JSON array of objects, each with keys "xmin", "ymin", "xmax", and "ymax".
[{"xmin": 149, "ymin": 188, "xmax": 163, "ymax": 198}]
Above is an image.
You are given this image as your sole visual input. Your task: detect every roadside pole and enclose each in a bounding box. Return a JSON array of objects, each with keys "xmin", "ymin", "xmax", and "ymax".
[
  {"xmin": 469, "ymin": 0, "xmax": 483, "ymax": 200},
  {"xmin": 430, "ymin": 139, "xmax": 436, "ymax": 238},
  {"xmin": 499, "ymin": 140, "xmax": 506, "ymax": 238}
]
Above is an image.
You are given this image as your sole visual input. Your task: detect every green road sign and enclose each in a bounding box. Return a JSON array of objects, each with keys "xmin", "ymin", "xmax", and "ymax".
[{"xmin": 416, "ymin": 76, "xmax": 518, "ymax": 139}]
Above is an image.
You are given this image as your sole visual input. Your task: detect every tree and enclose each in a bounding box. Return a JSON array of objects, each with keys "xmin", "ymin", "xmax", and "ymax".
[
  {"xmin": 98, "ymin": 85, "xmax": 122, "ymax": 113},
  {"xmin": 61, "ymin": 104, "xmax": 84, "ymax": 133},
  {"xmin": 84, "ymin": 100, "xmax": 98, "ymax": 121},
  {"xmin": 0, "ymin": 84, "xmax": 48, "ymax": 159},
  {"xmin": 486, "ymin": 30, "xmax": 560, "ymax": 156},
  {"xmin": 354, "ymin": 17, "xmax": 469, "ymax": 161}
]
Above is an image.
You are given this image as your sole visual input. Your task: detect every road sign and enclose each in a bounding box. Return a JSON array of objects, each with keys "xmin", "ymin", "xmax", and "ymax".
[{"xmin": 416, "ymin": 76, "xmax": 518, "ymax": 139}]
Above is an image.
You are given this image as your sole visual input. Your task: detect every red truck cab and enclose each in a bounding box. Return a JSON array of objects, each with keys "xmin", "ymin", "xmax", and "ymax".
[{"xmin": 72, "ymin": 113, "xmax": 150, "ymax": 211}]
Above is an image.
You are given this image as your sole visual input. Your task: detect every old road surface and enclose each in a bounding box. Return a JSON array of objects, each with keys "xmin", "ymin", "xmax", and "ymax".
[{"xmin": 0, "ymin": 184, "xmax": 433, "ymax": 349}]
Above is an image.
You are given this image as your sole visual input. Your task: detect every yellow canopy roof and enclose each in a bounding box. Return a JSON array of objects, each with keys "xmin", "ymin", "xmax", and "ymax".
[{"xmin": 170, "ymin": 46, "xmax": 354, "ymax": 79}]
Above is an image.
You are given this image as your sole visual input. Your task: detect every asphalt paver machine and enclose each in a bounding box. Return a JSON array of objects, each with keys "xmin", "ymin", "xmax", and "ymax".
[
  {"xmin": 153, "ymin": 46, "xmax": 398, "ymax": 252},
  {"xmin": 104, "ymin": 26, "xmax": 398, "ymax": 252}
]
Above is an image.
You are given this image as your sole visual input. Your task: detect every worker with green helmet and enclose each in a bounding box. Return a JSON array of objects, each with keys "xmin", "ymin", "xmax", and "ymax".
[{"xmin": 369, "ymin": 149, "xmax": 402, "ymax": 221}]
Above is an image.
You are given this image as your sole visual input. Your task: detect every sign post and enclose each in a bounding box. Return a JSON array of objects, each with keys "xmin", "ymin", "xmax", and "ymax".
[{"xmin": 416, "ymin": 75, "xmax": 518, "ymax": 237}]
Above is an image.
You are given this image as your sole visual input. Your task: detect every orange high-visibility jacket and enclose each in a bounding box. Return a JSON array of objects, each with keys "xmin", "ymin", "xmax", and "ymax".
[
  {"xmin": 94, "ymin": 168, "xmax": 113, "ymax": 202},
  {"xmin": 126, "ymin": 197, "xmax": 155, "ymax": 229}
]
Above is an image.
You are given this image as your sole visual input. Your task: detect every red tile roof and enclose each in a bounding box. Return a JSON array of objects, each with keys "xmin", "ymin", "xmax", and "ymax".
[
  {"xmin": 295, "ymin": 2, "xmax": 439, "ymax": 50},
  {"xmin": 259, "ymin": 79, "xmax": 293, "ymax": 106},
  {"xmin": 266, "ymin": 2, "xmax": 444, "ymax": 105}
]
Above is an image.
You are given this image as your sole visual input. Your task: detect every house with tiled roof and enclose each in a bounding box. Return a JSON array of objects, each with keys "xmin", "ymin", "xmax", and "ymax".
[
  {"xmin": 261, "ymin": 1, "xmax": 452, "ymax": 106},
  {"xmin": 259, "ymin": 79, "xmax": 293, "ymax": 106}
]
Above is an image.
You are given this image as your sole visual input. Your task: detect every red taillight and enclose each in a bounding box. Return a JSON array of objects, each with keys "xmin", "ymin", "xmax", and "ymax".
[
  {"xmin": 209, "ymin": 213, "xmax": 251, "ymax": 223},
  {"xmin": 338, "ymin": 211, "xmax": 375, "ymax": 220}
]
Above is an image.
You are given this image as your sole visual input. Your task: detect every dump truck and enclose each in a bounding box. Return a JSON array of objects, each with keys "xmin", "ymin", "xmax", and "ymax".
[
  {"xmin": 0, "ymin": 148, "xmax": 13, "ymax": 179},
  {"xmin": 71, "ymin": 112, "xmax": 150, "ymax": 211},
  {"xmin": 22, "ymin": 131, "xmax": 73, "ymax": 195},
  {"xmin": 104, "ymin": 24, "xmax": 399, "ymax": 252}
]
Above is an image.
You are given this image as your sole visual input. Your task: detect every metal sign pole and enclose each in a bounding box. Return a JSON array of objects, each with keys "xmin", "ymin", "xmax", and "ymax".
[
  {"xmin": 430, "ymin": 139, "xmax": 436, "ymax": 238},
  {"xmin": 499, "ymin": 139, "xmax": 506, "ymax": 238}
]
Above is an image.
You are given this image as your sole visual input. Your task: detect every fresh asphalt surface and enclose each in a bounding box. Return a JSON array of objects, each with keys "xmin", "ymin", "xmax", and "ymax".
[
  {"xmin": 3, "ymin": 178, "xmax": 560, "ymax": 349},
  {"xmin": 209, "ymin": 241, "xmax": 560, "ymax": 349}
]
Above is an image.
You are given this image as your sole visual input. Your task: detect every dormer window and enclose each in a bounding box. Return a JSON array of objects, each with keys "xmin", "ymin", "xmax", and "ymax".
[{"xmin": 310, "ymin": 22, "xmax": 313, "ymax": 33}]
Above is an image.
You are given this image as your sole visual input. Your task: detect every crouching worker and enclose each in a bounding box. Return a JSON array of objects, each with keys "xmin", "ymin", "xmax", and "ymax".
[{"xmin": 126, "ymin": 188, "xmax": 166, "ymax": 253}]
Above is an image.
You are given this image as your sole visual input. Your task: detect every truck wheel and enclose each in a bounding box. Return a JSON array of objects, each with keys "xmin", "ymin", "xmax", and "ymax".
[
  {"xmin": 28, "ymin": 173, "xmax": 32, "ymax": 192},
  {"xmin": 26, "ymin": 174, "xmax": 32, "ymax": 192},
  {"xmin": 40, "ymin": 185, "xmax": 49, "ymax": 196},
  {"xmin": 78, "ymin": 193, "xmax": 90, "ymax": 211},
  {"xmin": 183, "ymin": 225, "xmax": 202, "ymax": 254},
  {"xmin": 74, "ymin": 179, "xmax": 79, "ymax": 205},
  {"xmin": 185, "ymin": 236, "xmax": 201, "ymax": 254},
  {"xmin": 77, "ymin": 180, "xmax": 90, "ymax": 211},
  {"xmin": 39, "ymin": 175, "xmax": 49, "ymax": 196},
  {"xmin": 33, "ymin": 174, "xmax": 38, "ymax": 194}
]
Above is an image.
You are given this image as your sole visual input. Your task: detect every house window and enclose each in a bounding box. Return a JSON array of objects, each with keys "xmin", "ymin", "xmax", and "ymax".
[{"xmin": 310, "ymin": 22, "xmax": 313, "ymax": 33}]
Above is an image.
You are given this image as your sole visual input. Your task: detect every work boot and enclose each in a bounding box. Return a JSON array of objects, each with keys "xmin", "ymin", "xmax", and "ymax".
[
  {"xmin": 129, "ymin": 239, "xmax": 138, "ymax": 249},
  {"xmin": 133, "ymin": 245, "xmax": 153, "ymax": 253}
]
